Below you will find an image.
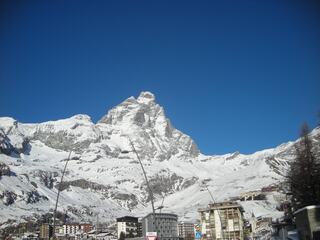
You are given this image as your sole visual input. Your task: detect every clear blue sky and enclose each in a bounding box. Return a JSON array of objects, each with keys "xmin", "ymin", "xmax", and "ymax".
[{"xmin": 0, "ymin": 0, "xmax": 319, "ymax": 155}]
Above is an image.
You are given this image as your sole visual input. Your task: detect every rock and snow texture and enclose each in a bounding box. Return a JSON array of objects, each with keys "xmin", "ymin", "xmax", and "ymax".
[
  {"xmin": 0, "ymin": 91, "xmax": 319, "ymax": 226},
  {"xmin": 98, "ymin": 91, "xmax": 199, "ymax": 160}
]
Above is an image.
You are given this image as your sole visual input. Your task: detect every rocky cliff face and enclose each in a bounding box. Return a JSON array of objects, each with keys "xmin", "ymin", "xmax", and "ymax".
[
  {"xmin": 0, "ymin": 91, "xmax": 319, "ymax": 226},
  {"xmin": 98, "ymin": 91, "xmax": 199, "ymax": 160},
  {"xmin": 0, "ymin": 118, "xmax": 29, "ymax": 155}
]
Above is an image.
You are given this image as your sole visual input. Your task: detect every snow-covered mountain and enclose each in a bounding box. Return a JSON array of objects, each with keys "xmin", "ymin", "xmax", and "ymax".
[{"xmin": 0, "ymin": 91, "xmax": 319, "ymax": 227}]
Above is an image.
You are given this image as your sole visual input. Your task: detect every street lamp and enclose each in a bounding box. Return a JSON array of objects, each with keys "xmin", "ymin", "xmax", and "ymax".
[
  {"xmin": 158, "ymin": 194, "xmax": 165, "ymax": 214},
  {"xmin": 155, "ymin": 206, "xmax": 164, "ymax": 212},
  {"xmin": 127, "ymin": 138, "xmax": 159, "ymax": 236},
  {"xmin": 201, "ymin": 181, "xmax": 225, "ymax": 240},
  {"xmin": 52, "ymin": 151, "xmax": 72, "ymax": 239}
]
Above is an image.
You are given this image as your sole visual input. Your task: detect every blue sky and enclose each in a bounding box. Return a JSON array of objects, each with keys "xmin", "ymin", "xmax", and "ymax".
[{"xmin": 0, "ymin": 0, "xmax": 319, "ymax": 154}]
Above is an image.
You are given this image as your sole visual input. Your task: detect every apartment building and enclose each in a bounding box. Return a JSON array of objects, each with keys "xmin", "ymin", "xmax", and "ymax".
[
  {"xmin": 178, "ymin": 222, "xmax": 195, "ymax": 240},
  {"xmin": 198, "ymin": 201, "xmax": 244, "ymax": 240},
  {"xmin": 117, "ymin": 216, "xmax": 139, "ymax": 238},
  {"xmin": 142, "ymin": 213, "xmax": 179, "ymax": 240},
  {"xmin": 40, "ymin": 223, "xmax": 52, "ymax": 239}
]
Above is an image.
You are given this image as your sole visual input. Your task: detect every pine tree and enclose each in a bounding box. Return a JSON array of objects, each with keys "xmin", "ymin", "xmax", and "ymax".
[{"xmin": 287, "ymin": 123, "xmax": 320, "ymax": 210}]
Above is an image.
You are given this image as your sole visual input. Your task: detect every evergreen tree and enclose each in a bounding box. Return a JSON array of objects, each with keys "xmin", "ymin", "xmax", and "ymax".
[{"xmin": 287, "ymin": 123, "xmax": 320, "ymax": 210}]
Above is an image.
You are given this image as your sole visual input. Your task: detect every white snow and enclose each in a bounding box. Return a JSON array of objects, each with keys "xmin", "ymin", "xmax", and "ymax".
[{"xmin": 1, "ymin": 91, "xmax": 317, "ymax": 227}]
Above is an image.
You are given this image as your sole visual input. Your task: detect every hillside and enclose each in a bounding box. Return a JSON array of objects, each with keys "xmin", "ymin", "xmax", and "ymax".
[{"xmin": 0, "ymin": 91, "xmax": 319, "ymax": 227}]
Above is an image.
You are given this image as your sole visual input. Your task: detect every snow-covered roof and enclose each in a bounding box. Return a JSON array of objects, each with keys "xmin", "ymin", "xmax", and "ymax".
[{"xmin": 294, "ymin": 205, "xmax": 320, "ymax": 215}]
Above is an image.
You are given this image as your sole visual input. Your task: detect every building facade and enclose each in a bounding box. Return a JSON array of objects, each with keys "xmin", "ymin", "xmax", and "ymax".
[
  {"xmin": 137, "ymin": 221, "xmax": 143, "ymax": 237},
  {"xmin": 54, "ymin": 225, "xmax": 64, "ymax": 239},
  {"xmin": 117, "ymin": 216, "xmax": 139, "ymax": 238},
  {"xmin": 178, "ymin": 222, "xmax": 195, "ymax": 240},
  {"xmin": 198, "ymin": 201, "xmax": 244, "ymax": 240},
  {"xmin": 40, "ymin": 224, "xmax": 53, "ymax": 239},
  {"xmin": 79, "ymin": 223, "xmax": 93, "ymax": 234},
  {"xmin": 64, "ymin": 223, "xmax": 80, "ymax": 236},
  {"xmin": 294, "ymin": 205, "xmax": 320, "ymax": 240},
  {"xmin": 21, "ymin": 232, "xmax": 39, "ymax": 240},
  {"xmin": 142, "ymin": 213, "xmax": 178, "ymax": 240}
]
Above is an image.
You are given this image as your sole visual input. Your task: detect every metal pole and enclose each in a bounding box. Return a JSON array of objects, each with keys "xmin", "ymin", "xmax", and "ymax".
[
  {"xmin": 52, "ymin": 151, "xmax": 72, "ymax": 239},
  {"xmin": 204, "ymin": 184, "xmax": 225, "ymax": 240},
  {"xmin": 159, "ymin": 194, "xmax": 165, "ymax": 214},
  {"xmin": 95, "ymin": 213, "xmax": 99, "ymax": 239},
  {"xmin": 128, "ymin": 138, "xmax": 158, "ymax": 237}
]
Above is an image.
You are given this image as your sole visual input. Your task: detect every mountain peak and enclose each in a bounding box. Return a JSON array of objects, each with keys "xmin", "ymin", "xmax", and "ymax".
[
  {"xmin": 98, "ymin": 91, "xmax": 157, "ymax": 125},
  {"xmin": 137, "ymin": 91, "xmax": 155, "ymax": 104},
  {"xmin": 97, "ymin": 91, "xmax": 200, "ymax": 159}
]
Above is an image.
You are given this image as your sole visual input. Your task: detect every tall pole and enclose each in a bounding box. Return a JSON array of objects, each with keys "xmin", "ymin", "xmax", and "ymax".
[
  {"xmin": 95, "ymin": 213, "xmax": 99, "ymax": 239},
  {"xmin": 128, "ymin": 138, "xmax": 158, "ymax": 236},
  {"xmin": 203, "ymin": 184, "xmax": 225, "ymax": 240},
  {"xmin": 52, "ymin": 151, "xmax": 72, "ymax": 239},
  {"xmin": 159, "ymin": 194, "xmax": 165, "ymax": 214}
]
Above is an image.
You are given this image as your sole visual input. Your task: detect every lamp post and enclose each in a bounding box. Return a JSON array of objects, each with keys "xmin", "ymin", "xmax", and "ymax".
[
  {"xmin": 52, "ymin": 151, "xmax": 72, "ymax": 239},
  {"xmin": 155, "ymin": 205, "xmax": 164, "ymax": 212},
  {"xmin": 127, "ymin": 138, "xmax": 158, "ymax": 236},
  {"xmin": 202, "ymin": 182, "xmax": 225, "ymax": 240},
  {"xmin": 158, "ymin": 194, "xmax": 165, "ymax": 214}
]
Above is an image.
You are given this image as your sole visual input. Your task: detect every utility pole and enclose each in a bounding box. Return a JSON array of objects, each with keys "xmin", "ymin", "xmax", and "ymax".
[
  {"xmin": 159, "ymin": 194, "xmax": 165, "ymax": 214},
  {"xmin": 128, "ymin": 138, "xmax": 158, "ymax": 237},
  {"xmin": 95, "ymin": 213, "xmax": 99, "ymax": 239},
  {"xmin": 203, "ymin": 183, "xmax": 225, "ymax": 240},
  {"xmin": 52, "ymin": 151, "xmax": 72, "ymax": 240}
]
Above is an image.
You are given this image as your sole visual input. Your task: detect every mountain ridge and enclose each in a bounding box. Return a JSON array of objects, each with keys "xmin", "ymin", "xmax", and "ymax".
[{"xmin": 0, "ymin": 91, "xmax": 319, "ymax": 227}]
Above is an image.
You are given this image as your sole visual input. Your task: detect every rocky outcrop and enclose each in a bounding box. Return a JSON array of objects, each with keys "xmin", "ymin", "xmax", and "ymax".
[
  {"xmin": 31, "ymin": 170, "xmax": 58, "ymax": 189},
  {"xmin": 0, "ymin": 163, "xmax": 11, "ymax": 178},
  {"xmin": 0, "ymin": 189, "xmax": 48, "ymax": 205},
  {"xmin": 56, "ymin": 179, "xmax": 112, "ymax": 192},
  {"xmin": 33, "ymin": 130, "xmax": 93, "ymax": 153},
  {"xmin": 25, "ymin": 190, "xmax": 48, "ymax": 204},
  {"xmin": 0, "ymin": 190, "xmax": 17, "ymax": 206},
  {"xmin": 0, "ymin": 130, "xmax": 14, "ymax": 155},
  {"xmin": 0, "ymin": 127, "xmax": 29, "ymax": 156},
  {"xmin": 110, "ymin": 193, "xmax": 139, "ymax": 210},
  {"xmin": 181, "ymin": 177, "xmax": 199, "ymax": 189},
  {"xmin": 142, "ymin": 171, "xmax": 184, "ymax": 201},
  {"xmin": 56, "ymin": 179, "xmax": 138, "ymax": 209},
  {"xmin": 30, "ymin": 115, "xmax": 100, "ymax": 153},
  {"xmin": 67, "ymin": 205, "xmax": 94, "ymax": 219}
]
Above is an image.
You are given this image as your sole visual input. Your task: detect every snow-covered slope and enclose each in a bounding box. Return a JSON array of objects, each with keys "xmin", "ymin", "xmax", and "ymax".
[{"xmin": 0, "ymin": 91, "xmax": 319, "ymax": 227}]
